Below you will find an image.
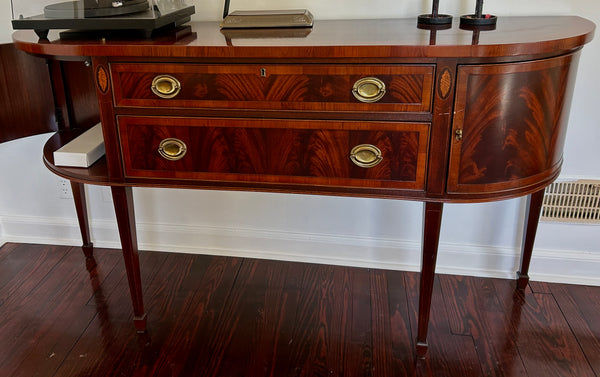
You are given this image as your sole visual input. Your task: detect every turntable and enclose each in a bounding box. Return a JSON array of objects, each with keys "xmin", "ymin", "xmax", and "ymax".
[{"xmin": 12, "ymin": 0, "xmax": 195, "ymax": 39}]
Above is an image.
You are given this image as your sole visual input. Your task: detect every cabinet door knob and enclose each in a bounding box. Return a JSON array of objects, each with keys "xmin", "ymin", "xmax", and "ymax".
[
  {"xmin": 352, "ymin": 77, "xmax": 386, "ymax": 103},
  {"xmin": 158, "ymin": 138, "xmax": 187, "ymax": 161},
  {"xmin": 350, "ymin": 144, "xmax": 383, "ymax": 168},
  {"xmin": 151, "ymin": 75, "xmax": 181, "ymax": 99},
  {"xmin": 455, "ymin": 128, "xmax": 463, "ymax": 141}
]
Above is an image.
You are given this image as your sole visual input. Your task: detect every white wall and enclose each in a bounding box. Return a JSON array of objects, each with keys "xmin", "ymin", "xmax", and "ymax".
[{"xmin": 1, "ymin": 0, "xmax": 599, "ymax": 285}]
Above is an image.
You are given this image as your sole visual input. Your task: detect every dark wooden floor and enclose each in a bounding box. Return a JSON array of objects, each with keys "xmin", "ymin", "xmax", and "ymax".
[{"xmin": 0, "ymin": 243, "xmax": 598, "ymax": 377}]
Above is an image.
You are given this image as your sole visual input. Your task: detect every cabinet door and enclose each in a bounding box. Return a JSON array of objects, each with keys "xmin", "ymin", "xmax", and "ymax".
[
  {"xmin": 0, "ymin": 44, "xmax": 55, "ymax": 143},
  {"xmin": 447, "ymin": 53, "xmax": 579, "ymax": 196}
]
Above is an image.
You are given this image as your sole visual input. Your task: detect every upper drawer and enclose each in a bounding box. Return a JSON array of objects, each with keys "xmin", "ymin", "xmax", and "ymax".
[{"xmin": 111, "ymin": 63, "xmax": 434, "ymax": 113}]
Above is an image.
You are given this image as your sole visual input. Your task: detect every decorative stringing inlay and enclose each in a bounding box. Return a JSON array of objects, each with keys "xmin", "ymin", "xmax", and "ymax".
[
  {"xmin": 438, "ymin": 68, "xmax": 452, "ymax": 99},
  {"xmin": 96, "ymin": 66, "xmax": 109, "ymax": 93}
]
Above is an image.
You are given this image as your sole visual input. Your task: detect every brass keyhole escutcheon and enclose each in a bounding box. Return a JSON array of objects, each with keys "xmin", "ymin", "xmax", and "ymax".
[
  {"xmin": 352, "ymin": 77, "xmax": 386, "ymax": 103},
  {"xmin": 158, "ymin": 138, "xmax": 187, "ymax": 161},
  {"xmin": 151, "ymin": 75, "xmax": 181, "ymax": 99},
  {"xmin": 350, "ymin": 144, "xmax": 383, "ymax": 168},
  {"xmin": 455, "ymin": 128, "xmax": 463, "ymax": 141}
]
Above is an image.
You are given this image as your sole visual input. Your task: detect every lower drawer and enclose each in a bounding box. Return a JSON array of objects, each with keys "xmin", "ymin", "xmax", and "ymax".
[{"xmin": 118, "ymin": 116, "xmax": 429, "ymax": 190}]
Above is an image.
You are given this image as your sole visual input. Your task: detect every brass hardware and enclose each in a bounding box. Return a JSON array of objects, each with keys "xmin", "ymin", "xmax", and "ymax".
[
  {"xmin": 352, "ymin": 77, "xmax": 386, "ymax": 103},
  {"xmin": 455, "ymin": 128, "xmax": 463, "ymax": 141},
  {"xmin": 350, "ymin": 144, "xmax": 383, "ymax": 168},
  {"xmin": 151, "ymin": 75, "xmax": 181, "ymax": 99},
  {"xmin": 158, "ymin": 138, "xmax": 187, "ymax": 161}
]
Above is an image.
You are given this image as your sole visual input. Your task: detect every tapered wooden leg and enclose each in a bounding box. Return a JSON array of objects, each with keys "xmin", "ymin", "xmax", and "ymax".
[
  {"xmin": 70, "ymin": 181, "xmax": 96, "ymax": 270},
  {"xmin": 416, "ymin": 201, "xmax": 444, "ymax": 358},
  {"xmin": 516, "ymin": 189, "xmax": 545, "ymax": 290},
  {"xmin": 111, "ymin": 186, "xmax": 147, "ymax": 332}
]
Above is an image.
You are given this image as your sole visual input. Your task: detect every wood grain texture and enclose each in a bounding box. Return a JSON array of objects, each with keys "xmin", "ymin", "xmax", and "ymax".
[
  {"xmin": 70, "ymin": 181, "xmax": 95, "ymax": 270},
  {"xmin": 92, "ymin": 56, "xmax": 126, "ymax": 181},
  {"xmin": 111, "ymin": 63, "xmax": 433, "ymax": 113},
  {"xmin": 0, "ymin": 43, "xmax": 55, "ymax": 143},
  {"xmin": 29, "ymin": 17, "xmax": 592, "ymax": 202},
  {"xmin": 404, "ymin": 272, "xmax": 482, "ymax": 376},
  {"xmin": 492, "ymin": 280, "xmax": 596, "ymax": 377},
  {"xmin": 9, "ymin": 16, "xmax": 596, "ymax": 366},
  {"xmin": 0, "ymin": 245, "xmax": 120, "ymax": 377},
  {"xmin": 440, "ymin": 275, "xmax": 528, "ymax": 376},
  {"xmin": 415, "ymin": 202, "xmax": 444, "ymax": 357},
  {"xmin": 43, "ymin": 129, "xmax": 110, "ymax": 184},
  {"xmin": 111, "ymin": 186, "xmax": 146, "ymax": 330},
  {"xmin": 448, "ymin": 53, "xmax": 580, "ymax": 195},
  {"xmin": 1, "ymin": 243, "xmax": 598, "ymax": 377},
  {"xmin": 517, "ymin": 189, "xmax": 545, "ymax": 290},
  {"xmin": 12, "ymin": 17, "xmax": 595, "ymax": 60},
  {"xmin": 60, "ymin": 61, "xmax": 101, "ymax": 130},
  {"xmin": 118, "ymin": 116, "xmax": 429, "ymax": 190}
]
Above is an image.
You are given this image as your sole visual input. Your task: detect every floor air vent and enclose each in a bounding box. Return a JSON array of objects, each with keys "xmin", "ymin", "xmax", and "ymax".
[{"xmin": 541, "ymin": 180, "xmax": 600, "ymax": 224}]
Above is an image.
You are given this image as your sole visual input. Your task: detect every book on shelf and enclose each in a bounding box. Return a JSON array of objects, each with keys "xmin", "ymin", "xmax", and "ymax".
[{"xmin": 53, "ymin": 123, "xmax": 105, "ymax": 168}]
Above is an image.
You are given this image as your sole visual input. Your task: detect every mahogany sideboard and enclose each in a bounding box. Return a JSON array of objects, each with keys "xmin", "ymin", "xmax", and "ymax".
[{"xmin": 12, "ymin": 16, "xmax": 595, "ymax": 358}]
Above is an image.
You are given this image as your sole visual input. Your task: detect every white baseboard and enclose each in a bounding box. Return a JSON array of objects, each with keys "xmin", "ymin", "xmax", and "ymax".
[{"xmin": 1, "ymin": 215, "xmax": 599, "ymax": 286}]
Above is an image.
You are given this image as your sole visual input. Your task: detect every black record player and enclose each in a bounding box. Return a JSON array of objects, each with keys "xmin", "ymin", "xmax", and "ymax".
[
  {"xmin": 43, "ymin": 0, "xmax": 150, "ymax": 18},
  {"xmin": 12, "ymin": 0, "xmax": 195, "ymax": 39}
]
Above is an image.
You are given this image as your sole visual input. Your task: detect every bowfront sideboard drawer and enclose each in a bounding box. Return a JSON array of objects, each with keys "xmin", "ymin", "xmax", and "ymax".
[
  {"xmin": 118, "ymin": 116, "xmax": 429, "ymax": 190},
  {"xmin": 111, "ymin": 63, "xmax": 434, "ymax": 113}
]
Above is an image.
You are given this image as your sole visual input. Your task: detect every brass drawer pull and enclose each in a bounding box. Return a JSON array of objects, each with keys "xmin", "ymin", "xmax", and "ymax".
[
  {"xmin": 158, "ymin": 138, "xmax": 187, "ymax": 161},
  {"xmin": 151, "ymin": 75, "xmax": 181, "ymax": 99},
  {"xmin": 350, "ymin": 144, "xmax": 383, "ymax": 168},
  {"xmin": 352, "ymin": 77, "xmax": 386, "ymax": 103}
]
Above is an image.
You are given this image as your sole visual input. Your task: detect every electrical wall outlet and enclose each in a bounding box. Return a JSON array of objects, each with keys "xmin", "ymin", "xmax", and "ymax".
[{"xmin": 57, "ymin": 178, "xmax": 73, "ymax": 199}]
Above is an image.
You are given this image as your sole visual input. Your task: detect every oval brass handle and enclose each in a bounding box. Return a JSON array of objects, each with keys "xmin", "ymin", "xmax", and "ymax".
[
  {"xmin": 352, "ymin": 77, "xmax": 386, "ymax": 103},
  {"xmin": 350, "ymin": 144, "xmax": 383, "ymax": 168},
  {"xmin": 158, "ymin": 138, "xmax": 187, "ymax": 161},
  {"xmin": 455, "ymin": 128, "xmax": 463, "ymax": 141},
  {"xmin": 151, "ymin": 75, "xmax": 181, "ymax": 99}
]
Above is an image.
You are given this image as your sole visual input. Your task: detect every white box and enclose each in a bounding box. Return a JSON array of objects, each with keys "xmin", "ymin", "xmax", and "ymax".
[{"xmin": 53, "ymin": 123, "xmax": 105, "ymax": 167}]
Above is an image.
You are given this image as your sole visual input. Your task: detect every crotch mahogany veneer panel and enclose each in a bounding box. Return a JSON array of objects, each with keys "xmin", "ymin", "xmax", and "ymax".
[
  {"xmin": 448, "ymin": 53, "xmax": 580, "ymax": 195},
  {"xmin": 110, "ymin": 63, "xmax": 434, "ymax": 113},
  {"xmin": 118, "ymin": 116, "xmax": 429, "ymax": 191}
]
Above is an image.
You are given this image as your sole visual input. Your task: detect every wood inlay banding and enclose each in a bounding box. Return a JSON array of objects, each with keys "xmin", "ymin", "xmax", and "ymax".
[
  {"xmin": 438, "ymin": 68, "xmax": 452, "ymax": 99},
  {"xmin": 96, "ymin": 65, "xmax": 108, "ymax": 93}
]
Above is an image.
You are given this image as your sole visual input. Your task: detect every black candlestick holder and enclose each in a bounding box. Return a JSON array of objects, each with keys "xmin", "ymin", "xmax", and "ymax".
[
  {"xmin": 460, "ymin": 0, "xmax": 496, "ymax": 27},
  {"xmin": 418, "ymin": 0, "xmax": 452, "ymax": 25}
]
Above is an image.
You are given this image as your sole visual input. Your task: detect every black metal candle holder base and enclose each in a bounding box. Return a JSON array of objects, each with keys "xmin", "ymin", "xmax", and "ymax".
[
  {"xmin": 460, "ymin": 14, "xmax": 497, "ymax": 27},
  {"xmin": 418, "ymin": 14, "xmax": 453, "ymax": 25}
]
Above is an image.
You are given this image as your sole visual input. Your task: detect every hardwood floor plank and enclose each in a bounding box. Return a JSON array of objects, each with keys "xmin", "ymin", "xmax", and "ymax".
[
  {"xmin": 492, "ymin": 279, "xmax": 596, "ymax": 377},
  {"xmin": 0, "ymin": 242, "xmax": 19, "ymax": 261},
  {"xmin": 0, "ymin": 243, "xmax": 598, "ymax": 377},
  {"xmin": 143, "ymin": 254, "xmax": 242, "ymax": 377},
  {"xmin": 372, "ymin": 269, "xmax": 416, "ymax": 377},
  {"xmin": 52, "ymin": 250, "xmax": 169, "ymax": 377},
  {"xmin": 263, "ymin": 260, "xmax": 325, "ymax": 377},
  {"xmin": 0, "ymin": 246, "xmax": 119, "ymax": 377},
  {"xmin": 0, "ymin": 243, "xmax": 70, "ymax": 306},
  {"xmin": 527, "ymin": 280, "xmax": 553, "ymax": 294},
  {"xmin": 440, "ymin": 275, "xmax": 528, "ymax": 377},
  {"xmin": 345, "ymin": 267, "xmax": 373, "ymax": 377},
  {"xmin": 325, "ymin": 266, "xmax": 372, "ymax": 377},
  {"xmin": 404, "ymin": 272, "xmax": 482, "ymax": 377},
  {"xmin": 191, "ymin": 261, "xmax": 376, "ymax": 377},
  {"xmin": 549, "ymin": 284, "xmax": 600, "ymax": 375},
  {"xmin": 179, "ymin": 258, "xmax": 291, "ymax": 376}
]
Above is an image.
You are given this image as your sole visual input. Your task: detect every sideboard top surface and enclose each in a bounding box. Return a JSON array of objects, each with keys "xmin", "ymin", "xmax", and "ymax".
[{"xmin": 12, "ymin": 16, "xmax": 595, "ymax": 60}]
